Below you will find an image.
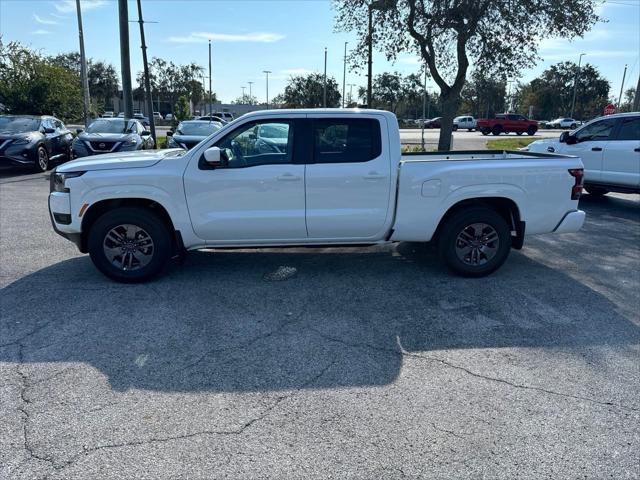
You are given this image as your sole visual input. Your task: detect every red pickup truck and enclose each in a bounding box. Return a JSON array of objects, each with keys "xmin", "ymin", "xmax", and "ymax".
[{"xmin": 477, "ymin": 114, "xmax": 538, "ymax": 136}]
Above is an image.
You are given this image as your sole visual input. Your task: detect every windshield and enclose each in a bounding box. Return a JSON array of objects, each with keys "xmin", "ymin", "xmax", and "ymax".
[
  {"xmin": 177, "ymin": 122, "xmax": 221, "ymax": 136},
  {"xmin": 258, "ymin": 124, "xmax": 288, "ymax": 139},
  {"xmin": 86, "ymin": 119, "xmax": 133, "ymax": 134},
  {"xmin": 0, "ymin": 117, "xmax": 40, "ymax": 133}
]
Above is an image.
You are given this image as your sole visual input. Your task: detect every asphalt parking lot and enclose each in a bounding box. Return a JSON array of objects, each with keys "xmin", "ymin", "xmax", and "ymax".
[{"xmin": 1, "ymin": 171, "xmax": 639, "ymax": 479}]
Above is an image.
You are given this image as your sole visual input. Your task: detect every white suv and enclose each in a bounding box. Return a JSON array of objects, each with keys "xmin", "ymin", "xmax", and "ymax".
[{"xmin": 526, "ymin": 112, "xmax": 640, "ymax": 195}]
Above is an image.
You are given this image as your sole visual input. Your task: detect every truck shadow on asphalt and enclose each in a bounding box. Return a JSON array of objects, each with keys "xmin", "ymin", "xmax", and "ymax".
[{"xmin": 2, "ymin": 222, "xmax": 639, "ymax": 393}]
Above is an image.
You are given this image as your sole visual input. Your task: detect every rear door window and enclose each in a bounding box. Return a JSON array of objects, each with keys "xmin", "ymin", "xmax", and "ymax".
[
  {"xmin": 313, "ymin": 118, "xmax": 381, "ymax": 163},
  {"xmin": 615, "ymin": 117, "xmax": 640, "ymax": 141}
]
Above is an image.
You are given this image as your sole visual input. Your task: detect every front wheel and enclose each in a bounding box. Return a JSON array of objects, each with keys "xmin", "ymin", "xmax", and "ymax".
[
  {"xmin": 452, "ymin": 125, "xmax": 458, "ymax": 131},
  {"xmin": 437, "ymin": 207, "xmax": 511, "ymax": 277},
  {"xmin": 491, "ymin": 126, "xmax": 502, "ymax": 136},
  {"xmin": 481, "ymin": 128, "xmax": 490, "ymax": 136},
  {"xmin": 88, "ymin": 207, "xmax": 172, "ymax": 283},
  {"xmin": 34, "ymin": 146, "xmax": 49, "ymax": 172}
]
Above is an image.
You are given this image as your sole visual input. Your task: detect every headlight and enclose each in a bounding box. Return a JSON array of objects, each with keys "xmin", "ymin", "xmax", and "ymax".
[
  {"xmin": 51, "ymin": 171, "xmax": 85, "ymax": 193},
  {"xmin": 126, "ymin": 137, "xmax": 138, "ymax": 145},
  {"xmin": 12, "ymin": 136, "xmax": 32, "ymax": 145},
  {"xmin": 167, "ymin": 137, "xmax": 178, "ymax": 148}
]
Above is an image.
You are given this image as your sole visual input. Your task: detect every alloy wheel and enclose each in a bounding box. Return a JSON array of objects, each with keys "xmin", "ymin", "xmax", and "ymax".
[
  {"xmin": 454, "ymin": 223, "xmax": 500, "ymax": 266},
  {"xmin": 103, "ymin": 223, "xmax": 154, "ymax": 271}
]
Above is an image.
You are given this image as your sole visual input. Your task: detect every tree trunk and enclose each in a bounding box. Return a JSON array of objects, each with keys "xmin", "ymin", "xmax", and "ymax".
[{"xmin": 437, "ymin": 93, "xmax": 460, "ymax": 151}]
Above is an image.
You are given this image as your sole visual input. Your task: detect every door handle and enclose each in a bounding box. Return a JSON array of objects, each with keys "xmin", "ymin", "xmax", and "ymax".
[
  {"xmin": 276, "ymin": 173, "xmax": 301, "ymax": 181},
  {"xmin": 634, "ymin": 147, "xmax": 640, "ymax": 152},
  {"xmin": 363, "ymin": 172, "xmax": 386, "ymax": 180},
  {"xmin": 591, "ymin": 147, "xmax": 602, "ymax": 151}
]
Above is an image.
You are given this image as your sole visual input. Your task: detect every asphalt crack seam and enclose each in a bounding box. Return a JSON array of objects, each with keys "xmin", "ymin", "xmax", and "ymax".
[
  {"xmin": 40, "ymin": 358, "xmax": 337, "ymax": 477},
  {"xmin": 307, "ymin": 327, "xmax": 638, "ymax": 413}
]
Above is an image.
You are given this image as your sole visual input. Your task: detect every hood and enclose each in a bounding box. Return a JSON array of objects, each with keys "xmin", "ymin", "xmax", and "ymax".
[
  {"xmin": 77, "ymin": 132, "xmax": 136, "ymax": 142},
  {"xmin": 526, "ymin": 137, "xmax": 563, "ymax": 153},
  {"xmin": 0, "ymin": 131, "xmax": 41, "ymax": 141},
  {"xmin": 56, "ymin": 149, "xmax": 185, "ymax": 173},
  {"xmin": 172, "ymin": 134, "xmax": 206, "ymax": 143}
]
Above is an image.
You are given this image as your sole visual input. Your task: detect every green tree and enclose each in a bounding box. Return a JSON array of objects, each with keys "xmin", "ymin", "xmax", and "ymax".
[
  {"xmin": 173, "ymin": 95, "xmax": 190, "ymax": 125},
  {"xmin": 334, "ymin": 0, "xmax": 601, "ymax": 150},
  {"xmin": 514, "ymin": 62, "xmax": 610, "ymax": 120},
  {"xmin": 282, "ymin": 73, "xmax": 341, "ymax": 108},
  {"xmin": 139, "ymin": 58, "xmax": 204, "ymax": 114},
  {"xmin": 460, "ymin": 71, "xmax": 507, "ymax": 118},
  {"xmin": 0, "ymin": 40, "xmax": 83, "ymax": 120}
]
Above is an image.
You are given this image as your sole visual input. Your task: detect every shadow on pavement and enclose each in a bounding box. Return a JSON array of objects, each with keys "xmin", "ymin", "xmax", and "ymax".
[{"xmin": 2, "ymin": 237, "xmax": 639, "ymax": 393}]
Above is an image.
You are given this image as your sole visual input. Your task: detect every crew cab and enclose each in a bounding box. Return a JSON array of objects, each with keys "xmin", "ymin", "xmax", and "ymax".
[
  {"xmin": 526, "ymin": 112, "xmax": 640, "ymax": 195},
  {"xmin": 48, "ymin": 109, "xmax": 585, "ymax": 282},
  {"xmin": 477, "ymin": 114, "xmax": 538, "ymax": 136},
  {"xmin": 453, "ymin": 115, "xmax": 477, "ymax": 131}
]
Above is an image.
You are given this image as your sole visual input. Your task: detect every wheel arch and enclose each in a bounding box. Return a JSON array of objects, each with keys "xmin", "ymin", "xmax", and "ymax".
[
  {"xmin": 80, "ymin": 198, "xmax": 181, "ymax": 254},
  {"xmin": 432, "ymin": 196, "xmax": 525, "ymax": 249}
]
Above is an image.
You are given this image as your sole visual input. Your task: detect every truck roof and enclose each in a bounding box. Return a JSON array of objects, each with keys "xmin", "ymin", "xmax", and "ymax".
[{"xmin": 239, "ymin": 108, "xmax": 396, "ymax": 120}]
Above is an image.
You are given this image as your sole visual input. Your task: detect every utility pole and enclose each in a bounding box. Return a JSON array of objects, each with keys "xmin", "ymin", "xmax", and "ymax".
[
  {"xmin": 241, "ymin": 86, "xmax": 246, "ymax": 103},
  {"xmin": 248, "ymin": 81, "xmax": 254, "ymax": 105},
  {"xmin": 633, "ymin": 74, "xmax": 640, "ymax": 111},
  {"xmin": 208, "ymin": 40, "xmax": 213, "ymax": 117},
  {"xmin": 118, "ymin": 0, "xmax": 133, "ymax": 120},
  {"xmin": 617, "ymin": 64, "xmax": 628, "ymax": 108},
  {"xmin": 263, "ymin": 70, "xmax": 271, "ymax": 108},
  {"xmin": 75, "ymin": 0, "xmax": 91, "ymax": 127},
  {"xmin": 422, "ymin": 67, "xmax": 427, "ymax": 151},
  {"xmin": 367, "ymin": 5, "xmax": 373, "ymax": 107},
  {"xmin": 570, "ymin": 53, "xmax": 586, "ymax": 118},
  {"xmin": 323, "ymin": 47, "xmax": 328, "ymax": 108},
  {"xmin": 136, "ymin": 0, "xmax": 155, "ymax": 140},
  {"xmin": 342, "ymin": 42, "xmax": 348, "ymax": 108}
]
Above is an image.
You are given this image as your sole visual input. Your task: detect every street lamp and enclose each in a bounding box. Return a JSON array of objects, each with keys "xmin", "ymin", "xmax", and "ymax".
[
  {"xmin": 342, "ymin": 41, "xmax": 348, "ymax": 108},
  {"xmin": 347, "ymin": 83, "xmax": 357, "ymax": 106},
  {"xmin": 263, "ymin": 70, "xmax": 271, "ymax": 109},
  {"xmin": 366, "ymin": 0, "xmax": 396, "ymax": 107},
  {"xmin": 570, "ymin": 53, "xmax": 586, "ymax": 118},
  {"xmin": 241, "ymin": 86, "xmax": 246, "ymax": 104},
  {"xmin": 248, "ymin": 81, "xmax": 254, "ymax": 105}
]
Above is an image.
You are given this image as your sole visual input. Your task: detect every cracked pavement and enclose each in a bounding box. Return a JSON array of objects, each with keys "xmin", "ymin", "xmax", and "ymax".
[{"xmin": 1, "ymin": 170, "xmax": 639, "ymax": 479}]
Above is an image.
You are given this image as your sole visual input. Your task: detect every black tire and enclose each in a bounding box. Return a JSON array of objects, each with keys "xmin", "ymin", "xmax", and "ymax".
[
  {"xmin": 452, "ymin": 125, "xmax": 458, "ymax": 131},
  {"xmin": 481, "ymin": 128, "xmax": 490, "ymax": 136},
  {"xmin": 570, "ymin": 123, "xmax": 577, "ymax": 129},
  {"xmin": 526, "ymin": 125, "xmax": 537, "ymax": 136},
  {"xmin": 88, "ymin": 207, "xmax": 172, "ymax": 283},
  {"xmin": 516, "ymin": 131, "xmax": 523, "ymax": 136},
  {"xmin": 585, "ymin": 186, "xmax": 609, "ymax": 197},
  {"xmin": 34, "ymin": 145, "xmax": 49, "ymax": 172},
  {"xmin": 491, "ymin": 125, "xmax": 502, "ymax": 136},
  {"xmin": 437, "ymin": 207, "xmax": 511, "ymax": 277}
]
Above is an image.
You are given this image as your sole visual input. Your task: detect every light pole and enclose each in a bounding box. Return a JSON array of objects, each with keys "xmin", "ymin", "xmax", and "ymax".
[
  {"xmin": 617, "ymin": 64, "xmax": 628, "ymax": 108},
  {"xmin": 570, "ymin": 53, "xmax": 586, "ymax": 118},
  {"xmin": 506, "ymin": 79, "xmax": 514, "ymax": 113},
  {"xmin": 241, "ymin": 86, "xmax": 246, "ymax": 103},
  {"xmin": 118, "ymin": 0, "xmax": 133, "ymax": 120},
  {"xmin": 323, "ymin": 47, "xmax": 327, "ymax": 108},
  {"xmin": 136, "ymin": 0, "xmax": 155, "ymax": 140},
  {"xmin": 263, "ymin": 70, "xmax": 271, "ymax": 109},
  {"xmin": 248, "ymin": 81, "xmax": 254, "ymax": 105},
  {"xmin": 422, "ymin": 67, "xmax": 427, "ymax": 151},
  {"xmin": 342, "ymin": 42, "xmax": 348, "ymax": 108},
  {"xmin": 75, "ymin": 0, "xmax": 91, "ymax": 126},
  {"xmin": 347, "ymin": 83, "xmax": 356, "ymax": 106},
  {"xmin": 208, "ymin": 40, "xmax": 213, "ymax": 118}
]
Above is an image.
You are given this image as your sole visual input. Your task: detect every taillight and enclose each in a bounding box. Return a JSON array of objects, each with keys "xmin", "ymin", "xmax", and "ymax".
[{"xmin": 568, "ymin": 168, "xmax": 584, "ymax": 200}]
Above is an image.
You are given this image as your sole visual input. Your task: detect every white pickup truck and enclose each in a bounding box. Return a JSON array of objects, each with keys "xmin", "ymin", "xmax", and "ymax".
[{"xmin": 49, "ymin": 109, "xmax": 586, "ymax": 282}]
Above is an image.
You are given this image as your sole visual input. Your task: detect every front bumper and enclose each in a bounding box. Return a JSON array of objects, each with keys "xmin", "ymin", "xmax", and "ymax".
[
  {"xmin": 554, "ymin": 210, "xmax": 586, "ymax": 234},
  {"xmin": 0, "ymin": 144, "xmax": 37, "ymax": 166}
]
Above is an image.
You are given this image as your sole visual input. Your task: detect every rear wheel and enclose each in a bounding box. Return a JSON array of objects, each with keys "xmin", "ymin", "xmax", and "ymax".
[
  {"xmin": 571, "ymin": 123, "xmax": 577, "ymax": 129},
  {"xmin": 526, "ymin": 125, "xmax": 537, "ymax": 136},
  {"xmin": 88, "ymin": 207, "xmax": 172, "ymax": 283},
  {"xmin": 516, "ymin": 131, "xmax": 523, "ymax": 136},
  {"xmin": 585, "ymin": 186, "xmax": 609, "ymax": 197},
  {"xmin": 437, "ymin": 207, "xmax": 511, "ymax": 277},
  {"xmin": 452, "ymin": 125, "xmax": 458, "ymax": 131},
  {"xmin": 491, "ymin": 126, "xmax": 502, "ymax": 136}
]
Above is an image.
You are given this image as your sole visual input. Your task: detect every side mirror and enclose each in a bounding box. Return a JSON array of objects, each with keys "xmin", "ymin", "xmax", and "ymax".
[
  {"xmin": 559, "ymin": 131, "xmax": 569, "ymax": 143},
  {"xmin": 141, "ymin": 130, "xmax": 151, "ymax": 136},
  {"xmin": 566, "ymin": 134, "xmax": 577, "ymax": 145},
  {"xmin": 76, "ymin": 128, "xmax": 84, "ymax": 134},
  {"xmin": 203, "ymin": 146, "xmax": 228, "ymax": 168},
  {"xmin": 44, "ymin": 127, "xmax": 56, "ymax": 134},
  {"xmin": 248, "ymin": 133, "xmax": 257, "ymax": 140},
  {"xmin": 166, "ymin": 131, "xmax": 173, "ymax": 137}
]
